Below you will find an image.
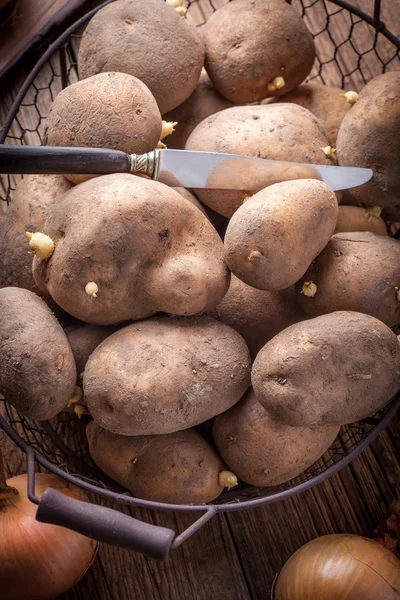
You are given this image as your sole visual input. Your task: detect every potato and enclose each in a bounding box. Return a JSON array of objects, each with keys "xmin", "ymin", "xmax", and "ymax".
[
  {"xmin": 63, "ymin": 322, "xmax": 117, "ymax": 419},
  {"xmin": 203, "ymin": 0, "xmax": 315, "ymax": 103},
  {"xmin": 83, "ymin": 316, "xmax": 251, "ymax": 436},
  {"xmin": 211, "ymin": 275, "xmax": 306, "ymax": 359},
  {"xmin": 65, "ymin": 324, "xmax": 119, "ymax": 378},
  {"xmin": 77, "ymin": 0, "xmax": 204, "ymax": 114},
  {"xmin": 0, "ymin": 175, "xmax": 72, "ymax": 294},
  {"xmin": 0, "ymin": 288, "xmax": 76, "ymax": 419},
  {"xmin": 252, "ymin": 311, "xmax": 400, "ymax": 427},
  {"xmin": 224, "ymin": 179, "xmax": 338, "ymax": 291},
  {"xmin": 162, "ymin": 70, "xmax": 234, "ymax": 149},
  {"xmin": 87, "ymin": 421, "xmax": 231, "ymax": 504},
  {"xmin": 213, "ymin": 389, "xmax": 339, "ymax": 487},
  {"xmin": 43, "ymin": 72, "xmax": 161, "ymax": 185},
  {"xmin": 185, "ymin": 104, "xmax": 333, "ymax": 217},
  {"xmin": 32, "ymin": 173, "xmax": 229, "ymax": 325},
  {"xmin": 337, "ymin": 72, "xmax": 400, "ymax": 207},
  {"xmin": 296, "ymin": 232, "xmax": 400, "ymax": 327},
  {"xmin": 334, "ymin": 205, "xmax": 387, "ymax": 235},
  {"xmin": 268, "ymin": 83, "xmax": 351, "ymax": 144}
]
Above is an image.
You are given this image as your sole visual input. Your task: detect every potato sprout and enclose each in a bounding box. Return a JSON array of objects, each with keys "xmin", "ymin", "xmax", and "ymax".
[
  {"xmin": 248, "ymin": 250, "xmax": 263, "ymax": 261},
  {"xmin": 67, "ymin": 386, "xmax": 83, "ymax": 408},
  {"xmin": 341, "ymin": 90, "xmax": 359, "ymax": 105},
  {"xmin": 85, "ymin": 282, "xmax": 99, "ymax": 298},
  {"xmin": 167, "ymin": 0, "xmax": 182, "ymax": 7},
  {"xmin": 267, "ymin": 76, "xmax": 286, "ymax": 92},
  {"xmin": 176, "ymin": 6, "xmax": 187, "ymax": 16},
  {"xmin": 74, "ymin": 405, "xmax": 86, "ymax": 418},
  {"xmin": 219, "ymin": 470, "xmax": 238, "ymax": 489},
  {"xmin": 160, "ymin": 120, "xmax": 178, "ymax": 140},
  {"xmin": 320, "ymin": 146, "xmax": 336, "ymax": 157},
  {"xmin": 302, "ymin": 281, "xmax": 317, "ymax": 297},
  {"xmin": 26, "ymin": 231, "xmax": 55, "ymax": 259},
  {"xmin": 365, "ymin": 206, "xmax": 382, "ymax": 222}
]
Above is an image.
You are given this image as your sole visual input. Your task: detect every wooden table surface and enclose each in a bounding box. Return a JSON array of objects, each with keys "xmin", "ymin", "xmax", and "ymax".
[{"xmin": 0, "ymin": 1, "xmax": 399, "ymax": 599}]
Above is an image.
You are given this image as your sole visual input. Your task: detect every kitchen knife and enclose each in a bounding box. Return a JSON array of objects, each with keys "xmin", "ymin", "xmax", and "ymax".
[{"xmin": 0, "ymin": 145, "xmax": 373, "ymax": 191}]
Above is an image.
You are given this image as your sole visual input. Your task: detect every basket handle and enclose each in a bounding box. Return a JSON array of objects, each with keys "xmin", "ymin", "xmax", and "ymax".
[{"xmin": 36, "ymin": 488, "xmax": 175, "ymax": 560}]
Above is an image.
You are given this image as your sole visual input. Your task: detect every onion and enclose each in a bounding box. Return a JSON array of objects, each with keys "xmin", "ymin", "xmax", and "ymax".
[
  {"xmin": 274, "ymin": 533, "xmax": 400, "ymax": 600},
  {"xmin": 0, "ymin": 447, "xmax": 97, "ymax": 600}
]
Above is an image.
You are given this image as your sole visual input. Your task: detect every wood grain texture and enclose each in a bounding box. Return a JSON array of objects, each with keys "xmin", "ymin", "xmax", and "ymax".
[
  {"xmin": 0, "ymin": 0, "xmax": 88, "ymax": 76},
  {"xmin": 0, "ymin": 1, "xmax": 399, "ymax": 599}
]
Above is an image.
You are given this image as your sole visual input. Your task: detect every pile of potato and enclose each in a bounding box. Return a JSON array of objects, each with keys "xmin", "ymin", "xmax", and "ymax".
[{"xmin": 0, "ymin": 0, "xmax": 399, "ymax": 505}]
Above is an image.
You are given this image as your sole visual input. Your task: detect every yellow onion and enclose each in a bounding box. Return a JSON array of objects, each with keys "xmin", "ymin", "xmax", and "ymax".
[
  {"xmin": 0, "ymin": 449, "xmax": 97, "ymax": 600},
  {"xmin": 275, "ymin": 533, "xmax": 400, "ymax": 600}
]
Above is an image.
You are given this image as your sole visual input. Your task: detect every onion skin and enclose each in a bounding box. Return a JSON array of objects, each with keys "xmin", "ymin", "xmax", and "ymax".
[
  {"xmin": 275, "ymin": 534, "xmax": 400, "ymax": 600},
  {"xmin": 0, "ymin": 473, "xmax": 97, "ymax": 600}
]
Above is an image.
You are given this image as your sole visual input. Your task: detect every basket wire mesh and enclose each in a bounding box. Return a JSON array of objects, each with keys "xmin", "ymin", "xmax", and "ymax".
[{"xmin": 0, "ymin": 0, "xmax": 399, "ymax": 513}]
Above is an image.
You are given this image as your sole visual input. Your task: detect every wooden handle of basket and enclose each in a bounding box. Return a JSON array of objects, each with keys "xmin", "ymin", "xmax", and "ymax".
[{"xmin": 36, "ymin": 488, "xmax": 175, "ymax": 560}]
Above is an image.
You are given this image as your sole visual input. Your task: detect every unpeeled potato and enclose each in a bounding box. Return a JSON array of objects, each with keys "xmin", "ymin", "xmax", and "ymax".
[
  {"xmin": 224, "ymin": 179, "xmax": 338, "ymax": 291},
  {"xmin": 211, "ymin": 275, "xmax": 306, "ymax": 359},
  {"xmin": 337, "ymin": 71, "xmax": 400, "ymax": 207},
  {"xmin": 0, "ymin": 175, "xmax": 72, "ymax": 294},
  {"xmin": 334, "ymin": 206, "xmax": 387, "ymax": 235},
  {"xmin": 87, "ymin": 421, "xmax": 231, "ymax": 504},
  {"xmin": 203, "ymin": 0, "xmax": 315, "ymax": 103},
  {"xmin": 77, "ymin": 0, "xmax": 205, "ymax": 114},
  {"xmin": 185, "ymin": 104, "xmax": 334, "ymax": 217},
  {"xmin": 296, "ymin": 232, "xmax": 400, "ymax": 326},
  {"xmin": 213, "ymin": 389, "xmax": 339, "ymax": 487},
  {"xmin": 43, "ymin": 72, "xmax": 162, "ymax": 185},
  {"xmin": 252, "ymin": 311, "xmax": 400, "ymax": 427}
]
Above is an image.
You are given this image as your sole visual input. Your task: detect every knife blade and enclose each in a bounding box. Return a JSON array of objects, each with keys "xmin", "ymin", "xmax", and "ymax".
[{"xmin": 0, "ymin": 145, "xmax": 373, "ymax": 191}]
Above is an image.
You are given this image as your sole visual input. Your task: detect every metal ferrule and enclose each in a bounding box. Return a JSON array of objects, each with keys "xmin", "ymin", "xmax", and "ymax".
[{"xmin": 129, "ymin": 150, "xmax": 159, "ymax": 179}]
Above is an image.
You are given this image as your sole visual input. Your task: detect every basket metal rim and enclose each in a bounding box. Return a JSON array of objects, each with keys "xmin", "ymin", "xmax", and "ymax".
[{"xmin": 1, "ymin": 395, "xmax": 399, "ymax": 513}]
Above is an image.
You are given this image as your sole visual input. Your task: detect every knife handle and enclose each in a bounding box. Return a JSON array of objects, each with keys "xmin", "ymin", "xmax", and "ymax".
[{"xmin": 0, "ymin": 144, "xmax": 156, "ymax": 176}]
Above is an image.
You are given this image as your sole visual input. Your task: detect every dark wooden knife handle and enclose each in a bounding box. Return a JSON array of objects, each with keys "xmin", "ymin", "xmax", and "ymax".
[{"xmin": 0, "ymin": 144, "xmax": 130, "ymax": 175}]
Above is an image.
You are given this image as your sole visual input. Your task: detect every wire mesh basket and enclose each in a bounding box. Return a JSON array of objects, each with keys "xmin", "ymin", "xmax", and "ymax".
[{"xmin": 0, "ymin": 0, "xmax": 399, "ymax": 559}]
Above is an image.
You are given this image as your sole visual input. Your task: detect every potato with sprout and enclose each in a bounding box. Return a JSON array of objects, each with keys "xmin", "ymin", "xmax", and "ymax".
[
  {"xmin": 32, "ymin": 173, "xmax": 229, "ymax": 325},
  {"xmin": 87, "ymin": 421, "xmax": 236, "ymax": 504},
  {"xmin": 185, "ymin": 104, "xmax": 334, "ymax": 217},
  {"xmin": 334, "ymin": 205, "xmax": 387, "ymax": 235},
  {"xmin": 0, "ymin": 175, "xmax": 72, "ymax": 294},
  {"xmin": 224, "ymin": 180, "xmax": 338, "ymax": 291},
  {"xmin": 337, "ymin": 72, "xmax": 400, "ymax": 207},
  {"xmin": 83, "ymin": 316, "xmax": 251, "ymax": 436},
  {"xmin": 63, "ymin": 323, "xmax": 120, "ymax": 416},
  {"xmin": 267, "ymin": 83, "xmax": 352, "ymax": 144},
  {"xmin": 252, "ymin": 311, "xmax": 400, "ymax": 428},
  {"xmin": 77, "ymin": 0, "xmax": 204, "ymax": 114},
  {"xmin": 0, "ymin": 288, "xmax": 76, "ymax": 419},
  {"xmin": 202, "ymin": 0, "xmax": 315, "ymax": 103},
  {"xmin": 213, "ymin": 389, "xmax": 339, "ymax": 487},
  {"xmin": 43, "ymin": 72, "xmax": 162, "ymax": 184},
  {"xmin": 296, "ymin": 232, "xmax": 400, "ymax": 327}
]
